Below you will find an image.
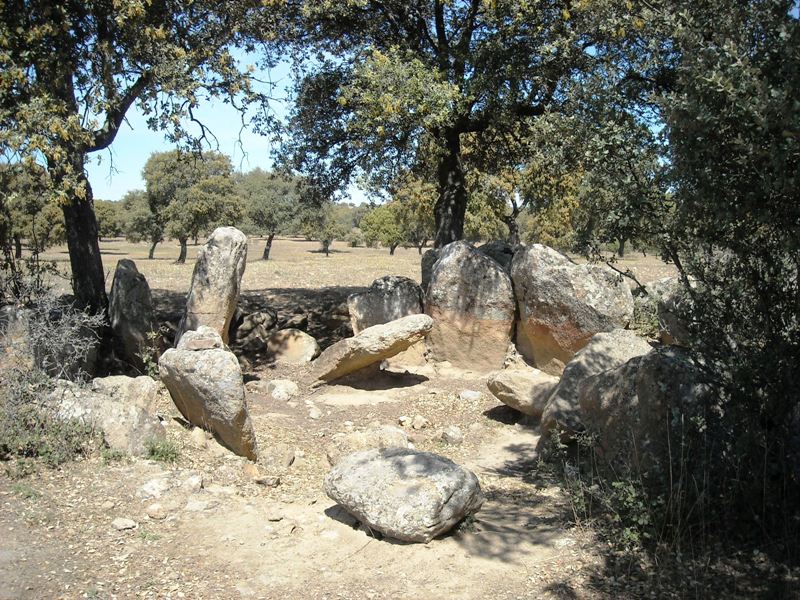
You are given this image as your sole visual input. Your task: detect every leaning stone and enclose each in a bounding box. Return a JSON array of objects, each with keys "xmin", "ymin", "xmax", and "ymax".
[
  {"xmin": 312, "ymin": 314, "xmax": 433, "ymax": 382},
  {"xmin": 324, "ymin": 448, "xmax": 484, "ymax": 543},
  {"xmin": 348, "ymin": 276, "xmax": 424, "ymax": 335},
  {"xmin": 541, "ymin": 329, "xmax": 652, "ymax": 437},
  {"xmin": 159, "ymin": 328, "xmax": 257, "ymax": 460},
  {"xmin": 109, "ymin": 259, "xmax": 160, "ymax": 371},
  {"xmin": 511, "ymin": 244, "xmax": 634, "ymax": 374},
  {"xmin": 487, "ymin": 367, "xmax": 559, "ymax": 417},
  {"xmin": 176, "ymin": 227, "xmax": 248, "ymax": 345},
  {"xmin": 266, "ymin": 328, "xmax": 320, "ymax": 364},
  {"xmin": 425, "ymin": 241, "xmax": 515, "ymax": 372}
]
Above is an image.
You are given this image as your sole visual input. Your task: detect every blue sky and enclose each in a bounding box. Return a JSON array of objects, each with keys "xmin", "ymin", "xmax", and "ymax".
[{"xmin": 86, "ymin": 55, "xmax": 293, "ymax": 201}]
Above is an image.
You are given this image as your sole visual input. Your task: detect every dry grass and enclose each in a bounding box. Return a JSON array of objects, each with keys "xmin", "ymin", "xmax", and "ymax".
[{"xmin": 38, "ymin": 236, "xmax": 676, "ymax": 297}]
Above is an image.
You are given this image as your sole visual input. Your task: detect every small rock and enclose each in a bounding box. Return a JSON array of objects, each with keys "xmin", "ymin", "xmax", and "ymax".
[
  {"xmin": 459, "ymin": 390, "xmax": 482, "ymax": 402},
  {"xmin": 267, "ymin": 379, "xmax": 300, "ymax": 401},
  {"xmin": 412, "ymin": 415, "xmax": 430, "ymax": 430},
  {"xmin": 255, "ymin": 476, "xmax": 281, "ymax": 488},
  {"xmin": 137, "ymin": 478, "xmax": 171, "ymax": 499},
  {"xmin": 184, "ymin": 499, "xmax": 213, "ymax": 512},
  {"xmin": 260, "ymin": 444, "xmax": 296, "ymax": 470},
  {"xmin": 146, "ymin": 503, "xmax": 167, "ymax": 521},
  {"xmin": 182, "ymin": 474, "xmax": 204, "ymax": 493},
  {"xmin": 112, "ymin": 517, "xmax": 137, "ymax": 531},
  {"xmin": 398, "ymin": 415, "xmax": 412, "ymax": 427},
  {"xmin": 100, "ymin": 500, "xmax": 115, "ymax": 511},
  {"xmin": 263, "ymin": 504, "xmax": 284, "ymax": 522},
  {"xmin": 308, "ymin": 407, "xmax": 323, "ymax": 420},
  {"xmin": 441, "ymin": 426, "xmax": 464, "ymax": 445},
  {"xmin": 189, "ymin": 427, "xmax": 208, "ymax": 449}
]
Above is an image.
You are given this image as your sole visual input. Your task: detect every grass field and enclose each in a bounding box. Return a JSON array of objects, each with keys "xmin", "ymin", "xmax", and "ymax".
[{"xmin": 38, "ymin": 236, "xmax": 676, "ymax": 298}]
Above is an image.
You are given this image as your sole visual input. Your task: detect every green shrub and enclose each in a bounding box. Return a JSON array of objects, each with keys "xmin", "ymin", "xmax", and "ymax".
[{"xmin": 145, "ymin": 438, "xmax": 180, "ymax": 463}]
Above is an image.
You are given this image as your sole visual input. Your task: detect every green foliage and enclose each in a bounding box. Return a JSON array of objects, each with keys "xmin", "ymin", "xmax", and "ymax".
[
  {"xmin": 360, "ymin": 203, "xmax": 405, "ymax": 253},
  {"xmin": 272, "ymin": 0, "xmax": 650, "ymax": 244},
  {"xmin": 236, "ymin": 168, "xmax": 301, "ymax": 237},
  {"xmin": 143, "ymin": 150, "xmax": 241, "ymax": 260},
  {"xmin": 648, "ymin": 0, "xmax": 800, "ymax": 537},
  {"xmin": 145, "ymin": 438, "xmax": 180, "ymax": 463},
  {"xmin": 93, "ymin": 200, "xmax": 124, "ymax": 240}
]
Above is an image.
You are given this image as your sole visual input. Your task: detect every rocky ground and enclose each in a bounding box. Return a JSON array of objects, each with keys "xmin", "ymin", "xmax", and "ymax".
[{"xmin": 4, "ymin": 239, "xmax": 795, "ymax": 599}]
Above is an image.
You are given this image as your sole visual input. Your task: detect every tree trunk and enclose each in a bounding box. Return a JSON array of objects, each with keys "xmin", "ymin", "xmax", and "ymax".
[
  {"xmin": 59, "ymin": 170, "xmax": 108, "ymax": 314},
  {"xmin": 389, "ymin": 243, "xmax": 398, "ymax": 255},
  {"xmin": 148, "ymin": 239, "xmax": 159, "ymax": 260},
  {"xmin": 617, "ymin": 237, "xmax": 626, "ymax": 257},
  {"xmin": 13, "ymin": 235, "xmax": 22, "ymax": 259},
  {"xmin": 434, "ymin": 130, "xmax": 468, "ymax": 248},
  {"xmin": 262, "ymin": 232, "xmax": 276, "ymax": 260},
  {"xmin": 417, "ymin": 239, "xmax": 427, "ymax": 254},
  {"xmin": 322, "ymin": 240, "xmax": 331, "ymax": 257},
  {"xmin": 505, "ymin": 216, "xmax": 520, "ymax": 246},
  {"xmin": 176, "ymin": 238, "xmax": 188, "ymax": 264}
]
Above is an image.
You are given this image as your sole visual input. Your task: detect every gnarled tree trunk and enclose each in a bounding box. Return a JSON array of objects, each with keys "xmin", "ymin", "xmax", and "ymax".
[
  {"xmin": 148, "ymin": 239, "xmax": 159, "ymax": 259},
  {"xmin": 434, "ymin": 130, "xmax": 468, "ymax": 248},
  {"xmin": 59, "ymin": 166, "xmax": 108, "ymax": 314}
]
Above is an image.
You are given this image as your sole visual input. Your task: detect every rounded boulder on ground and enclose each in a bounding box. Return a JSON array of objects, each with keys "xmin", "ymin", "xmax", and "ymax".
[{"xmin": 324, "ymin": 447, "xmax": 484, "ymax": 543}]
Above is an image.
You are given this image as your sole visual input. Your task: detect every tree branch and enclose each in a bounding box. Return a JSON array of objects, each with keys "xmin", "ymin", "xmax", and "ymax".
[{"xmin": 90, "ymin": 72, "xmax": 152, "ymax": 152}]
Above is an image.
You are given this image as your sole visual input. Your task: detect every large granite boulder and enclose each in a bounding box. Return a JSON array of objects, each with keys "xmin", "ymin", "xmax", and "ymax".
[
  {"xmin": 109, "ymin": 259, "xmax": 159, "ymax": 371},
  {"xmin": 266, "ymin": 328, "xmax": 321, "ymax": 364},
  {"xmin": 541, "ymin": 329, "xmax": 651, "ymax": 437},
  {"xmin": 90, "ymin": 375, "xmax": 159, "ymax": 414},
  {"xmin": 159, "ymin": 327, "xmax": 257, "ymax": 460},
  {"xmin": 52, "ymin": 380, "xmax": 165, "ymax": 457},
  {"xmin": 511, "ymin": 244, "xmax": 635, "ymax": 374},
  {"xmin": 579, "ymin": 347, "xmax": 708, "ymax": 478},
  {"xmin": 425, "ymin": 241, "xmax": 515, "ymax": 372},
  {"xmin": 312, "ymin": 314, "xmax": 433, "ymax": 382},
  {"xmin": 486, "ymin": 367, "xmax": 559, "ymax": 417},
  {"xmin": 324, "ymin": 448, "xmax": 484, "ymax": 543},
  {"xmin": 176, "ymin": 227, "xmax": 247, "ymax": 345},
  {"xmin": 347, "ymin": 276, "xmax": 423, "ymax": 334}
]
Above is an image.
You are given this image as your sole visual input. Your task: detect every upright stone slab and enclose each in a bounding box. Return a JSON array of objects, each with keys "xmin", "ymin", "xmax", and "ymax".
[
  {"xmin": 511, "ymin": 244, "xmax": 634, "ymax": 374},
  {"xmin": 347, "ymin": 276, "xmax": 423, "ymax": 334},
  {"xmin": 176, "ymin": 227, "xmax": 247, "ymax": 345},
  {"xmin": 425, "ymin": 241, "xmax": 515, "ymax": 372},
  {"xmin": 159, "ymin": 327, "xmax": 257, "ymax": 460},
  {"xmin": 109, "ymin": 259, "xmax": 159, "ymax": 370}
]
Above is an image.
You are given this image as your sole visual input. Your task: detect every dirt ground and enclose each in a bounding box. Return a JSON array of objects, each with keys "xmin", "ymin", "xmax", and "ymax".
[{"xmin": 1, "ymin": 238, "xmax": 718, "ymax": 600}]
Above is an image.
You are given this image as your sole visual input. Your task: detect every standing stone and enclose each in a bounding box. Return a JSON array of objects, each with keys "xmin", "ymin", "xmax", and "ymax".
[
  {"xmin": 159, "ymin": 327, "xmax": 257, "ymax": 460},
  {"xmin": 486, "ymin": 367, "xmax": 559, "ymax": 417},
  {"xmin": 540, "ymin": 329, "xmax": 652, "ymax": 437},
  {"xmin": 425, "ymin": 241, "xmax": 515, "ymax": 372},
  {"xmin": 109, "ymin": 259, "xmax": 159, "ymax": 371},
  {"xmin": 312, "ymin": 314, "xmax": 433, "ymax": 382},
  {"xmin": 176, "ymin": 227, "xmax": 247, "ymax": 345},
  {"xmin": 347, "ymin": 276, "xmax": 423, "ymax": 334},
  {"xmin": 511, "ymin": 244, "xmax": 634, "ymax": 374},
  {"xmin": 324, "ymin": 448, "xmax": 484, "ymax": 543}
]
